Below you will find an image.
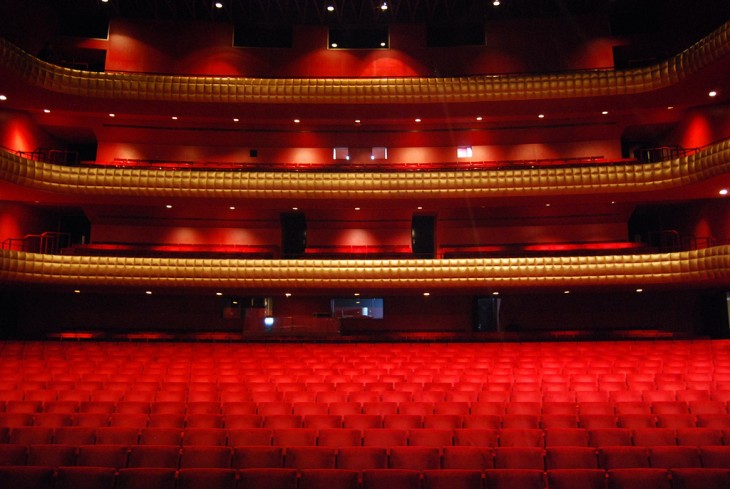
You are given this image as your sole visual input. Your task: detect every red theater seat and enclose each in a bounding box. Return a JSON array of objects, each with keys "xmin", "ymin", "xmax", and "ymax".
[
  {"xmin": 441, "ymin": 446, "xmax": 493, "ymax": 469},
  {"xmin": 0, "ymin": 466, "xmax": 55, "ymax": 489},
  {"xmin": 55, "ymin": 467, "xmax": 116, "ymax": 489},
  {"xmin": 546, "ymin": 447, "xmax": 599, "ymax": 469},
  {"xmin": 407, "ymin": 428, "xmax": 453, "ymax": 446},
  {"xmin": 232, "ymin": 446, "xmax": 284, "ymax": 469},
  {"xmin": 26, "ymin": 444, "xmax": 76, "ymax": 467},
  {"xmin": 463, "ymin": 415, "xmax": 501, "ymax": 429},
  {"xmin": 8, "ymin": 426, "xmax": 53, "ymax": 445},
  {"xmin": 632, "ymin": 428, "xmax": 677, "ymax": 446},
  {"xmin": 422, "ymin": 469, "xmax": 483, "ymax": 489},
  {"xmin": 389, "ymin": 446, "xmax": 440, "ymax": 470},
  {"xmin": 177, "ymin": 468, "xmax": 237, "ymax": 489},
  {"xmin": 606, "ymin": 468, "xmax": 671, "ymax": 489},
  {"xmin": 180, "ymin": 446, "xmax": 232, "ymax": 468},
  {"xmin": 227, "ymin": 428, "xmax": 273, "ymax": 447},
  {"xmin": 699, "ymin": 446, "xmax": 730, "ymax": 468},
  {"xmin": 139, "ymin": 427, "xmax": 182, "ymax": 445},
  {"xmin": 648, "ymin": 446, "xmax": 701, "ymax": 469},
  {"xmin": 76, "ymin": 444, "xmax": 130, "ymax": 468},
  {"xmin": 224, "ymin": 415, "xmax": 263, "ymax": 429},
  {"xmin": 361, "ymin": 469, "xmax": 422, "ymax": 489},
  {"xmin": 336, "ymin": 447, "xmax": 388, "ymax": 470},
  {"xmin": 484, "ymin": 469, "xmax": 546, "ymax": 489},
  {"xmin": 0, "ymin": 414, "xmax": 34, "ymax": 428},
  {"xmin": 669, "ymin": 468, "xmax": 730, "ymax": 489},
  {"xmin": 589, "ymin": 429, "xmax": 633, "ymax": 447},
  {"xmin": 127, "ymin": 444, "xmax": 180, "ymax": 468},
  {"xmin": 454, "ymin": 428, "xmax": 499, "ymax": 447},
  {"xmin": 115, "ymin": 468, "xmax": 177, "ymax": 489},
  {"xmin": 499, "ymin": 429, "xmax": 544, "ymax": 447},
  {"xmin": 544, "ymin": 428, "xmax": 590, "ymax": 447},
  {"xmin": 688, "ymin": 401, "xmax": 726, "ymax": 415},
  {"xmin": 676, "ymin": 428, "xmax": 723, "ymax": 446},
  {"xmin": 615, "ymin": 403, "xmax": 652, "ymax": 415},
  {"xmin": 71, "ymin": 413, "xmax": 109, "ymax": 428},
  {"xmin": 284, "ymin": 446, "xmax": 337, "ymax": 469},
  {"xmin": 95, "ymin": 427, "xmax": 139, "ymax": 445},
  {"xmin": 0, "ymin": 445, "xmax": 27, "ymax": 466},
  {"xmin": 264, "ymin": 415, "xmax": 302, "ymax": 429},
  {"xmin": 541, "ymin": 414, "xmax": 579, "ymax": 429},
  {"xmin": 363, "ymin": 428, "xmax": 407, "ymax": 447},
  {"xmin": 183, "ymin": 428, "xmax": 227, "ymax": 446},
  {"xmin": 237, "ymin": 468, "xmax": 298, "ymax": 489},
  {"xmin": 547, "ymin": 469, "xmax": 607, "ymax": 489},
  {"xmin": 299, "ymin": 469, "xmax": 360, "ymax": 489},
  {"xmin": 148, "ymin": 413, "xmax": 185, "ymax": 428},
  {"xmin": 273, "ymin": 428, "xmax": 317, "ymax": 446},
  {"xmin": 494, "ymin": 447, "xmax": 545, "ymax": 469},
  {"xmin": 598, "ymin": 447, "xmax": 650, "ymax": 469},
  {"xmin": 109, "ymin": 413, "xmax": 148, "ymax": 428}
]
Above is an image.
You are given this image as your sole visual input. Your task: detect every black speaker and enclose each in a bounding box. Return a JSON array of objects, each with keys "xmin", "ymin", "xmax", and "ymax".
[
  {"xmin": 475, "ymin": 297, "xmax": 501, "ymax": 332},
  {"xmin": 411, "ymin": 215, "xmax": 435, "ymax": 257},
  {"xmin": 281, "ymin": 212, "xmax": 307, "ymax": 256}
]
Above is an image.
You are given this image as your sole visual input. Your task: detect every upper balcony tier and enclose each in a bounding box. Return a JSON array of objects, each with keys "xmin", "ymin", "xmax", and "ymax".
[{"xmin": 1, "ymin": 20, "xmax": 729, "ymax": 107}]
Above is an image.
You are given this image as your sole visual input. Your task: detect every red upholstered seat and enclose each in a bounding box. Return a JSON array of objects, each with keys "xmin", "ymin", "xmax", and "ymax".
[
  {"xmin": 698, "ymin": 446, "xmax": 730, "ymax": 468},
  {"xmin": 547, "ymin": 469, "xmax": 607, "ymax": 489},
  {"xmin": 361, "ymin": 469, "xmax": 422, "ymax": 489},
  {"xmin": 648, "ymin": 446, "xmax": 701, "ymax": 469},
  {"xmin": 606, "ymin": 468, "xmax": 671, "ymax": 489},
  {"xmin": 669, "ymin": 468, "xmax": 730, "ymax": 489},
  {"xmin": 389, "ymin": 446, "xmax": 440, "ymax": 470},
  {"xmin": 232, "ymin": 446, "xmax": 284, "ymax": 469},
  {"xmin": 632, "ymin": 428, "xmax": 677, "ymax": 446},
  {"xmin": 272, "ymin": 428, "xmax": 317, "ymax": 446},
  {"xmin": 227, "ymin": 428, "xmax": 273, "ymax": 447},
  {"xmin": 8, "ymin": 426, "xmax": 53, "ymax": 445},
  {"xmin": 494, "ymin": 447, "xmax": 545, "ymax": 469},
  {"xmin": 546, "ymin": 446, "xmax": 599, "ymax": 469},
  {"xmin": 499, "ymin": 428, "xmax": 544, "ymax": 447},
  {"xmin": 422, "ymin": 469, "xmax": 483, "ymax": 489},
  {"xmin": 463, "ymin": 415, "xmax": 501, "ymax": 429},
  {"xmin": 176, "ymin": 468, "xmax": 237, "ymax": 489},
  {"xmin": 115, "ymin": 468, "xmax": 177, "ymax": 489},
  {"xmin": 237, "ymin": 468, "xmax": 298, "ymax": 489},
  {"xmin": 298, "ymin": 469, "xmax": 360, "ymax": 489},
  {"xmin": 407, "ymin": 428, "xmax": 453, "ymax": 446},
  {"xmin": 182, "ymin": 427, "xmax": 227, "ymax": 446},
  {"xmin": 77, "ymin": 444, "xmax": 130, "ymax": 469},
  {"xmin": 484, "ymin": 469, "xmax": 546, "ymax": 489},
  {"xmin": 127, "ymin": 445, "xmax": 180, "ymax": 468},
  {"xmin": 598, "ymin": 447, "xmax": 650, "ymax": 469},
  {"xmin": 26, "ymin": 444, "xmax": 76, "ymax": 467},
  {"xmin": 179, "ymin": 445, "xmax": 232, "ymax": 468},
  {"xmin": 0, "ymin": 445, "xmax": 27, "ymax": 466},
  {"xmin": 55, "ymin": 467, "xmax": 116, "ymax": 489},
  {"xmin": 284, "ymin": 446, "xmax": 338, "ymax": 469},
  {"xmin": 588, "ymin": 428, "xmax": 633, "ymax": 447},
  {"xmin": 0, "ymin": 466, "xmax": 55, "ymax": 489},
  {"xmin": 362, "ymin": 428, "xmax": 407, "ymax": 447},
  {"xmin": 442, "ymin": 446, "xmax": 493, "ymax": 469},
  {"xmin": 336, "ymin": 447, "xmax": 388, "ymax": 470}
]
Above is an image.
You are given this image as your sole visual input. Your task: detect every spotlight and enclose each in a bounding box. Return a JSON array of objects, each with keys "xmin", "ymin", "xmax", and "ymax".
[
  {"xmin": 214, "ymin": 2, "xmax": 223, "ymax": 8},
  {"xmin": 326, "ymin": 4, "xmax": 334, "ymax": 12},
  {"xmin": 380, "ymin": 2, "xmax": 388, "ymax": 11},
  {"xmin": 709, "ymin": 90, "xmax": 718, "ymax": 97},
  {"xmin": 0, "ymin": 95, "xmax": 7, "ymax": 101},
  {"xmin": 493, "ymin": 0, "xmax": 500, "ymax": 5}
]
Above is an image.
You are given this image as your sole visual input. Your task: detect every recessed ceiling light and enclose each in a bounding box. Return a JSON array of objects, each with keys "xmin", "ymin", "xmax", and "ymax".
[
  {"xmin": 545, "ymin": 203, "xmax": 551, "ymax": 207},
  {"xmin": 214, "ymin": 2, "xmax": 223, "ymax": 8},
  {"xmin": 667, "ymin": 106, "xmax": 674, "ymax": 110},
  {"xmin": 215, "ymin": 292, "xmax": 223, "ymax": 296},
  {"xmin": 709, "ymin": 90, "xmax": 718, "ymax": 97},
  {"xmin": 415, "ymin": 118, "xmax": 421, "ymax": 123},
  {"xmin": 327, "ymin": 5, "xmax": 335, "ymax": 12},
  {"xmin": 493, "ymin": 0, "xmax": 501, "ymax": 5},
  {"xmin": 43, "ymin": 109, "xmax": 51, "ymax": 113},
  {"xmin": 165, "ymin": 204, "xmax": 173, "ymax": 209},
  {"xmin": 538, "ymin": 114, "xmax": 545, "ymax": 118},
  {"xmin": 380, "ymin": 42, "xmax": 386, "ymax": 47},
  {"xmin": 285, "ymin": 292, "xmax": 292, "ymax": 297},
  {"xmin": 354, "ymin": 293, "xmax": 360, "ymax": 296},
  {"xmin": 292, "ymin": 207, "xmax": 299, "ymax": 210},
  {"xmin": 101, "ymin": 0, "xmax": 109, "ymax": 3},
  {"xmin": 145, "ymin": 290, "xmax": 152, "ymax": 295},
  {"xmin": 233, "ymin": 118, "xmax": 239, "ymax": 122},
  {"xmin": 563, "ymin": 290, "xmax": 570, "ymax": 294},
  {"xmin": 0, "ymin": 95, "xmax": 8, "ymax": 101},
  {"xmin": 108, "ymin": 113, "xmax": 115, "ymax": 117},
  {"xmin": 171, "ymin": 116, "xmax": 178, "ymax": 120},
  {"xmin": 331, "ymin": 43, "xmax": 338, "ymax": 48},
  {"xmin": 73, "ymin": 289, "xmax": 81, "ymax": 294},
  {"xmin": 293, "ymin": 119, "xmax": 300, "ymax": 124},
  {"xmin": 380, "ymin": 2, "xmax": 388, "ymax": 10},
  {"xmin": 636, "ymin": 288, "xmax": 644, "ymax": 293},
  {"xmin": 229, "ymin": 206, "xmax": 236, "ymax": 210},
  {"xmin": 423, "ymin": 292, "xmax": 430, "ymax": 296},
  {"xmin": 720, "ymin": 189, "xmax": 728, "ymax": 196},
  {"xmin": 354, "ymin": 207, "xmax": 361, "ymax": 211},
  {"xmin": 601, "ymin": 111, "xmax": 609, "ymax": 115},
  {"xmin": 417, "ymin": 206, "xmax": 423, "ymax": 210},
  {"xmin": 476, "ymin": 116, "xmax": 483, "ymax": 121},
  {"xmin": 354, "ymin": 119, "xmax": 361, "ymax": 124}
]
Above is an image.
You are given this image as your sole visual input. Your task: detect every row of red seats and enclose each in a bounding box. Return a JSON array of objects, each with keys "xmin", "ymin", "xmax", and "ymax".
[
  {"xmin": 3, "ymin": 444, "xmax": 730, "ymax": 471},
  {"xmin": 4, "ymin": 426, "xmax": 730, "ymax": 448},
  {"xmin": 4, "ymin": 466, "xmax": 730, "ymax": 489},
  {"xmin": 5, "ymin": 397, "xmax": 730, "ymax": 415}
]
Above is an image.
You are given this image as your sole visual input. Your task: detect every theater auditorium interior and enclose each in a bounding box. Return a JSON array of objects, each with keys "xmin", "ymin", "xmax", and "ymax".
[{"xmin": 1, "ymin": 0, "xmax": 730, "ymax": 488}]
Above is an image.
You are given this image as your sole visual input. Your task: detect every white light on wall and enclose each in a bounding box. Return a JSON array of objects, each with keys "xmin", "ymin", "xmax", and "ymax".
[
  {"xmin": 371, "ymin": 147, "xmax": 388, "ymax": 160},
  {"xmin": 333, "ymin": 147, "xmax": 349, "ymax": 160},
  {"xmin": 457, "ymin": 146, "xmax": 473, "ymax": 158},
  {"xmin": 264, "ymin": 317, "xmax": 275, "ymax": 327}
]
